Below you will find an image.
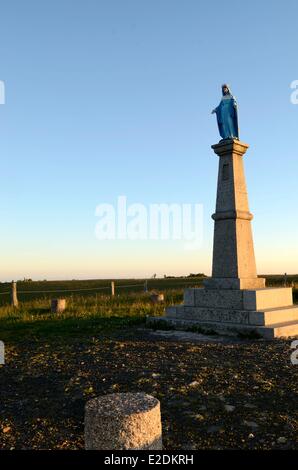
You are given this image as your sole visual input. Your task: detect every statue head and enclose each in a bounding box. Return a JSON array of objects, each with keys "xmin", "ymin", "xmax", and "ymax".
[{"xmin": 221, "ymin": 84, "xmax": 231, "ymax": 96}]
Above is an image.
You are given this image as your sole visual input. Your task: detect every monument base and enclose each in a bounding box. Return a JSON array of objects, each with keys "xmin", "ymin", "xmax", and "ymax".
[
  {"xmin": 203, "ymin": 277, "xmax": 266, "ymax": 290},
  {"xmin": 147, "ymin": 287, "xmax": 298, "ymax": 339}
]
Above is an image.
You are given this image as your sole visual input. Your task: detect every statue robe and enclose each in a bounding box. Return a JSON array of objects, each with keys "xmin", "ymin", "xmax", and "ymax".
[{"xmin": 215, "ymin": 94, "xmax": 239, "ymax": 140}]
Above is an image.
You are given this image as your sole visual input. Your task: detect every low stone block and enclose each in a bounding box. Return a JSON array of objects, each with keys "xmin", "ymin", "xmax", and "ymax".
[
  {"xmin": 166, "ymin": 306, "xmax": 250, "ymax": 324},
  {"xmin": 249, "ymin": 306, "xmax": 298, "ymax": 326},
  {"xmin": 183, "ymin": 287, "xmax": 293, "ymax": 311},
  {"xmin": 194, "ymin": 288, "xmax": 244, "ymax": 309},
  {"xmin": 166, "ymin": 304, "xmax": 298, "ymax": 327},
  {"xmin": 243, "ymin": 288, "xmax": 293, "ymax": 310}
]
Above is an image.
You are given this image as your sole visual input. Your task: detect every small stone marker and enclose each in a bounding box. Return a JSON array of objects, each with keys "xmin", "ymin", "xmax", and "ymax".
[
  {"xmin": 111, "ymin": 281, "xmax": 115, "ymax": 296},
  {"xmin": 85, "ymin": 392, "xmax": 162, "ymax": 450},
  {"xmin": 51, "ymin": 298, "xmax": 66, "ymax": 313},
  {"xmin": 150, "ymin": 293, "xmax": 164, "ymax": 304}
]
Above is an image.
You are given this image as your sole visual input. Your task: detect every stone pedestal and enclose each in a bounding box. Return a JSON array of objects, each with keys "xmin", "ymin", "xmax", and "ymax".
[
  {"xmin": 148, "ymin": 139, "xmax": 298, "ymax": 339},
  {"xmin": 204, "ymin": 139, "xmax": 265, "ymax": 290}
]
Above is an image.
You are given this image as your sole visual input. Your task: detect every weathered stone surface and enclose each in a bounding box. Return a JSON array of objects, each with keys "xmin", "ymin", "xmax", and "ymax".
[
  {"xmin": 243, "ymin": 288, "xmax": 293, "ymax": 310},
  {"xmin": 249, "ymin": 306, "xmax": 298, "ymax": 326},
  {"xmin": 186, "ymin": 288, "xmax": 244, "ymax": 308},
  {"xmin": 194, "ymin": 288, "xmax": 244, "ymax": 309},
  {"xmin": 85, "ymin": 392, "xmax": 162, "ymax": 450},
  {"xmin": 166, "ymin": 304, "xmax": 298, "ymax": 326},
  {"xmin": 199, "ymin": 140, "xmax": 265, "ymax": 290},
  {"xmin": 166, "ymin": 305, "xmax": 251, "ymax": 324},
  {"xmin": 165, "ymin": 306, "xmax": 177, "ymax": 317},
  {"xmin": 184, "ymin": 287, "xmax": 293, "ymax": 311},
  {"xmin": 183, "ymin": 289, "xmax": 195, "ymax": 306},
  {"xmin": 210, "ymin": 140, "xmax": 259, "ymax": 282}
]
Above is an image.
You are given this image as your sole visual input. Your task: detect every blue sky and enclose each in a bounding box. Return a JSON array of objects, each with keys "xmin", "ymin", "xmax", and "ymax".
[{"xmin": 1, "ymin": 0, "xmax": 298, "ymax": 281}]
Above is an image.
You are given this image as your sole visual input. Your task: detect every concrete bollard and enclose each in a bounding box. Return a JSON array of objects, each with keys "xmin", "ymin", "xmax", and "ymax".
[
  {"xmin": 150, "ymin": 293, "xmax": 164, "ymax": 304},
  {"xmin": 51, "ymin": 298, "xmax": 66, "ymax": 313},
  {"xmin": 11, "ymin": 281, "xmax": 18, "ymax": 308},
  {"xmin": 85, "ymin": 392, "xmax": 162, "ymax": 450}
]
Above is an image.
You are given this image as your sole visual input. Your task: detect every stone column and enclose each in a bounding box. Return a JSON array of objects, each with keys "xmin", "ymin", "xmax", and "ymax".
[{"xmin": 204, "ymin": 139, "xmax": 265, "ymax": 290}]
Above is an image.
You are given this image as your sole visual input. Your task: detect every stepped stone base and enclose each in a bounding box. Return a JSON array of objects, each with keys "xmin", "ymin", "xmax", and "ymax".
[
  {"xmin": 148, "ymin": 287, "xmax": 298, "ymax": 339},
  {"xmin": 203, "ymin": 277, "xmax": 266, "ymax": 290}
]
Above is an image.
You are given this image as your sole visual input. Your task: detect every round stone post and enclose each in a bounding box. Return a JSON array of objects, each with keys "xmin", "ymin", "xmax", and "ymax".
[
  {"xmin": 85, "ymin": 392, "xmax": 162, "ymax": 450},
  {"xmin": 150, "ymin": 293, "xmax": 164, "ymax": 304},
  {"xmin": 11, "ymin": 281, "xmax": 18, "ymax": 308},
  {"xmin": 51, "ymin": 298, "xmax": 66, "ymax": 313}
]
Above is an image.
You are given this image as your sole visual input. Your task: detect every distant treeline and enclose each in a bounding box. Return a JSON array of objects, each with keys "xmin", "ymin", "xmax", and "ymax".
[{"xmin": 164, "ymin": 273, "xmax": 207, "ymax": 278}]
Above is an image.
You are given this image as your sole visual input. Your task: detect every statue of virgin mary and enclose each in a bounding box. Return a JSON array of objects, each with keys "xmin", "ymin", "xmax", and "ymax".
[{"xmin": 212, "ymin": 84, "xmax": 239, "ymax": 140}]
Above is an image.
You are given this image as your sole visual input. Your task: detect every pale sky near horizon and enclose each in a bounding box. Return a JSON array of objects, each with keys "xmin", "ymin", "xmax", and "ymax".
[{"xmin": 1, "ymin": 0, "xmax": 298, "ymax": 281}]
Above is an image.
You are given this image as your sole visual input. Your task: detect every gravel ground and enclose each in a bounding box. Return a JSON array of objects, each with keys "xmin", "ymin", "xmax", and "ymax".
[{"xmin": 0, "ymin": 328, "xmax": 297, "ymax": 450}]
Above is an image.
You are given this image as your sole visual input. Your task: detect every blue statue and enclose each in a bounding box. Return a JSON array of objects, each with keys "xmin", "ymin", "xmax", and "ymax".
[{"xmin": 212, "ymin": 84, "xmax": 239, "ymax": 140}]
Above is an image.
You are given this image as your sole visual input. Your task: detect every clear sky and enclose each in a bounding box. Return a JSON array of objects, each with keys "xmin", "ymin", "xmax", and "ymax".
[{"xmin": 1, "ymin": 0, "xmax": 298, "ymax": 281}]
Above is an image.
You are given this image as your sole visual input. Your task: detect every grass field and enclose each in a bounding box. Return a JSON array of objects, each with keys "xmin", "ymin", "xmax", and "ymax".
[
  {"xmin": 0, "ymin": 290, "xmax": 183, "ymax": 343},
  {"xmin": 1, "ymin": 274, "xmax": 298, "ymax": 303},
  {"xmin": 0, "ymin": 277, "xmax": 297, "ymax": 449},
  {"xmin": 0, "ymin": 277, "xmax": 205, "ymax": 305}
]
